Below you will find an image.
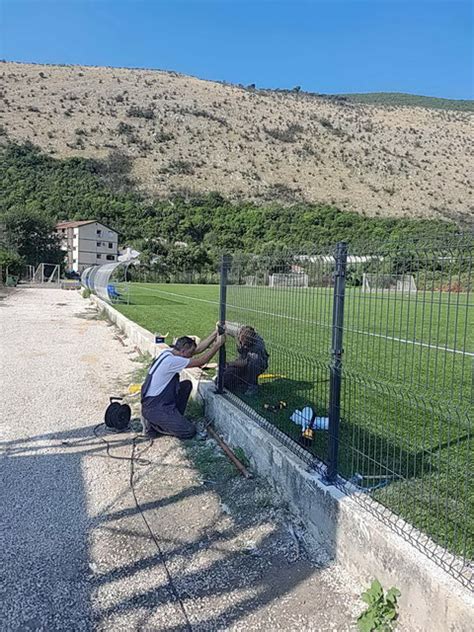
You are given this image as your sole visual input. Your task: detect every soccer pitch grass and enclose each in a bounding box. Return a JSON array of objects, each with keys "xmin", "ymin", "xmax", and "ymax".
[{"xmin": 115, "ymin": 282, "xmax": 473, "ymax": 559}]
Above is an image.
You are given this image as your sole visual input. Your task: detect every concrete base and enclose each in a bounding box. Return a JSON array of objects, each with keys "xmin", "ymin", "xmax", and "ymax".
[
  {"xmin": 89, "ymin": 293, "xmax": 474, "ymax": 631},
  {"xmin": 201, "ymin": 385, "xmax": 474, "ymax": 631},
  {"xmin": 90, "ymin": 294, "xmax": 160, "ymax": 356}
]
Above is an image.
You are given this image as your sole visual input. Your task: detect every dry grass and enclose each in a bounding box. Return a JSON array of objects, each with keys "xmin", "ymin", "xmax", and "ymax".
[{"xmin": 1, "ymin": 61, "xmax": 473, "ymax": 223}]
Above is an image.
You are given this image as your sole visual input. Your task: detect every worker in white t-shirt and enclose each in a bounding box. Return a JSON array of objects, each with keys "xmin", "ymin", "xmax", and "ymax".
[{"xmin": 141, "ymin": 331, "xmax": 225, "ymax": 439}]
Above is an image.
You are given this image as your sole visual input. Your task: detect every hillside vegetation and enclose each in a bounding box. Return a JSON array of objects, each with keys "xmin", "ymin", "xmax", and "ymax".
[
  {"xmin": 337, "ymin": 92, "xmax": 474, "ymax": 112},
  {"xmin": 0, "ymin": 62, "xmax": 473, "ymax": 226},
  {"xmin": 0, "ymin": 140, "xmax": 464, "ymax": 273}
]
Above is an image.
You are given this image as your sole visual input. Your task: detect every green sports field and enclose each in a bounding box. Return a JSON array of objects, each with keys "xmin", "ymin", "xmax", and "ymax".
[{"xmin": 115, "ymin": 282, "xmax": 473, "ymax": 560}]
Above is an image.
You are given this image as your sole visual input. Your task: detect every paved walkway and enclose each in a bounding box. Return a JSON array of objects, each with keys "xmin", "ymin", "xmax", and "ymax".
[{"xmin": 0, "ymin": 288, "xmax": 358, "ymax": 631}]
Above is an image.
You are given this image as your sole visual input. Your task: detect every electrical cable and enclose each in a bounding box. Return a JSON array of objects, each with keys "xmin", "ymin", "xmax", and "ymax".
[
  {"xmin": 129, "ymin": 436, "xmax": 193, "ymax": 632},
  {"xmin": 92, "ymin": 422, "xmax": 152, "ymax": 465},
  {"xmin": 92, "ymin": 422, "xmax": 193, "ymax": 631}
]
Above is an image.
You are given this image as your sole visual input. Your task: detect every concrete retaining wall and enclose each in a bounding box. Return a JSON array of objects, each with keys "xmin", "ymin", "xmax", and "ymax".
[
  {"xmin": 90, "ymin": 293, "xmax": 474, "ymax": 631},
  {"xmin": 201, "ymin": 386, "xmax": 473, "ymax": 631},
  {"xmin": 90, "ymin": 294, "xmax": 159, "ymax": 356}
]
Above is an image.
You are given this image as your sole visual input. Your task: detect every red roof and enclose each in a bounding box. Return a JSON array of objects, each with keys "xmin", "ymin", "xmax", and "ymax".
[
  {"xmin": 56, "ymin": 220, "xmax": 95, "ymax": 229},
  {"xmin": 56, "ymin": 220, "xmax": 119, "ymax": 235}
]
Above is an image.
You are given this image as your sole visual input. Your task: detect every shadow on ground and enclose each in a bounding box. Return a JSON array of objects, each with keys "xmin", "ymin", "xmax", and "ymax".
[{"xmin": 1, "ymin": 420, "xmax": 352, "ymax": 630}]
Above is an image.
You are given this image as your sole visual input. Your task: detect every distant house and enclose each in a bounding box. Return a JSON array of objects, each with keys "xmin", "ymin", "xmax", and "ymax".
[
  {"xmin": 118, "ymin": 247, "xmax": 140, "ymax": 262},
  {"xmin": 55, "ymin": 220, "xmax": 119, "ymax": 272}
]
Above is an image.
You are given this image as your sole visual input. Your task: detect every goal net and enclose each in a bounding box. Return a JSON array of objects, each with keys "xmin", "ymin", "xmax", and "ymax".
[
  {"xmin": 269, "ymin": 273, "xmax": 309, "ymax": 288},
  {"xmin": 362, "ymin": 273, "xmax": 417, "ymax": 293},
  {"xmin": 243, "ymin": 275, "xmax": 258, "ymax": 286},
  {"xmin": 33, "ymin": 263, "xmax": 60, "ymax": 284}
]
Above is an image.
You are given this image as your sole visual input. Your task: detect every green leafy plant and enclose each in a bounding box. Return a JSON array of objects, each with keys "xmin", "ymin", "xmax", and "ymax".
[
  {"xmin": 357, "ymin": 579, "xmax": 400, "ymax": 632},
  {"xmin": 233, "ymin": 447, "xmax": 250, "ymax": 468}
]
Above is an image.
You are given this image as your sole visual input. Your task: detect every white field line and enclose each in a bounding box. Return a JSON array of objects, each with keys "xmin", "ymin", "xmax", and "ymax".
[
  {"xmin": 131, "ymin": 284, "xmax": 220, "ymax": 306},
  {"xmin": 128, "ymin": 284, "xmax": 473, "ymax": 357},
  {"xmin": 345, "ymin": 328, "xmax": 474, "ymax": 357},
  {"xmin": 129, "ymin": 284, "xmax": 332, "ymax": 328}
]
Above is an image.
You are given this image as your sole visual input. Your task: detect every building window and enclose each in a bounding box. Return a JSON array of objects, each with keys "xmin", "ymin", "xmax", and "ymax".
[
  {"xmin": 97, "ymin": 254, "xmax": 102, "ymax": 259},
  {"xmin": 106, "ymin": 255, "xmax": 115, "ymax": 261},
  {"xmin": 97, "ymin": 229, "xmax": 102, "ymax": 236},
  {"xmin": 73, "ymin": 259, "xmax": 76, "ymax": 263},
  {"xmin": 108, "ymin": 242, "xmax": 113, "ymax": 248},
  {"xmin": 97, "ymin": 242, "xmax": 102, "ymax": 247}
]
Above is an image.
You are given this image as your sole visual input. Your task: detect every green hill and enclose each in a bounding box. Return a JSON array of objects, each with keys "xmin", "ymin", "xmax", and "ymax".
[
  {"xmin": 0, "ymin": 140, "xmax": 463, "ymax": 274},
  {"xmin": 336, "ymin": 92, "xmax": 474, "ymax": 112}
]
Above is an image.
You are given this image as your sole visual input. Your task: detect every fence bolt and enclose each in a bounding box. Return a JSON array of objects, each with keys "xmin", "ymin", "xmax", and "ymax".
[{"xmin": 325, "ymin": 241, "xmax": 348, "ymax": 483}]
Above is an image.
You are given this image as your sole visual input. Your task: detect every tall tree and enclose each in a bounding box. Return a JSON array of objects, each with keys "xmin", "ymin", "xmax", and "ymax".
[
  {"xmin": 1, "ymin": 207, "xmax": 63, "ymax": 268},
  {"xmin": 0, "ymin": 248, "xmax": 23, "ymax": 282}
]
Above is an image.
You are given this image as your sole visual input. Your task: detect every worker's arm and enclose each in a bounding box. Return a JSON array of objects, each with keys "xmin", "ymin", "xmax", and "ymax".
[
  {"xmin": 188, "ymin": 335, "xmax": 225, "ymax": 368},
  {"xmin": 194, "ymin": 329, "xmax": 218, "ymax": 354}
]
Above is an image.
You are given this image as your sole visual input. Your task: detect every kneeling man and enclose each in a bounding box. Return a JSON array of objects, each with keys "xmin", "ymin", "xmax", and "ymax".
[
  {"xmin": 223, "ymin": 325, "xmax": 269, "ymax": 396},
  {"xmin": 141, "ymin": 330, "xmax": 225, "ymax": 439}
]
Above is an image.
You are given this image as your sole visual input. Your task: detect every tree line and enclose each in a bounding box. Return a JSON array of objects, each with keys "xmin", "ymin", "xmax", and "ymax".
[{"xmin": 0, "ymin": 140, "xmax": 463, "ymax": 279}]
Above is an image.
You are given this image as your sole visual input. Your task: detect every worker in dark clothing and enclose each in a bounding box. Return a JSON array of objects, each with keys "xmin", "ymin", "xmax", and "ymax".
[
  {"xmin": 223, "ymin": 325, "xmax": 269, "ymax": 396},
  {"xmin": 141, "ymin": 330, "xmax": 225, "ymax": 439}
]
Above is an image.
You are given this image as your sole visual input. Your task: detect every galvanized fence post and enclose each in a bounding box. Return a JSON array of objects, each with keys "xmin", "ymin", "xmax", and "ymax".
[
  {"xmin": 326, "ymin": 242, "xmax": 348, "ymax": 482},
  {"xmin": 216, "ymin": 254, "xmax": 230, "ymax": 394}
]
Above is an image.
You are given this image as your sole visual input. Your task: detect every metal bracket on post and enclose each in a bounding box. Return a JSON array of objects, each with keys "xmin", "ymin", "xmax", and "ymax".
[
  {"xmin": 323, "ymin": 241, "xmax": 348, "ymax": 485},
  {"xmin": 216, "ymin": 254, "xmax": 230, "ymax": 394}
]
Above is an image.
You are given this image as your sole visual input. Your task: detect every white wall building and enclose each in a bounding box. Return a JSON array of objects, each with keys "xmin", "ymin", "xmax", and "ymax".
[{"xmin": 56, "ymin": 220, "xmax": 119, "ymax": 272}]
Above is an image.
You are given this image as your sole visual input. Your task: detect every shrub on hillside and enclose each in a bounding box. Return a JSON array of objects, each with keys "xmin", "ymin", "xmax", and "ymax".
[
  {"xmin": 127, "ymin": 106, "xmax": 155, "ymax": 120},
  {"xmin": 264, "ymin": 123, "xmax": 304, "ymax": 143},
  {"xmin": 0, "ymin": 141, "xmax": 464, "ymax": 276},
  {"xmin": 117, "ymin": 121, "xmax": 134, "ymax": 136},
  {"xmin": 160, "ymin": 160, "xmax": 195, "ymax": 175},
  {"xmin": 155, "ymin": 129, "xmax": 174, "ymax": 143}
]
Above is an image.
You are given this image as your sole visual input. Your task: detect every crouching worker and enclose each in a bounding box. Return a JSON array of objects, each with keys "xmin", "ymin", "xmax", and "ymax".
[
  {"xmin": 141, "ymin": 331, "xmax": 225, "ymax": 439},
  {"xmin": 223, "ymin": 325, "xmax": 269, "ymax": 396}
]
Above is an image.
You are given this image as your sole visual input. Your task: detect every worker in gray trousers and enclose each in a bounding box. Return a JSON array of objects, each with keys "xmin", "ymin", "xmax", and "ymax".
[{"xmin": 141, "ymin": 331, "xmax": 225, "ymax": 439}]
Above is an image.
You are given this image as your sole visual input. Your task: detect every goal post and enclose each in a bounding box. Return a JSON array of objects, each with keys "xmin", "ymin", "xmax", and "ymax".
[
  {"xmin": 362, "ymin": 273, "xmax": 417, "ymax": 293},
  {"xmin": 243, "ymin": 275, "xmax": 258, "ymax": 286},
  {"xmin": 32, "ymin": 263, "xmax": 60, "ymax": 284},
  {"xmin": 269, "ymin": 273, "xmax": 309, "ymax": 288}
]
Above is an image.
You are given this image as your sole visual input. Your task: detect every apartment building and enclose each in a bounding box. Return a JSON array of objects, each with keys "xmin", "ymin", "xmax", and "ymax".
[{"xmin": 56, "ymin": 220, "xmax": 119, "ymax": 272}]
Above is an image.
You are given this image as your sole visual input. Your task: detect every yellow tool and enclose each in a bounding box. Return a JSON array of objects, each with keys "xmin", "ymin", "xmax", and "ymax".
[
  {"xmin": 128, "ymin": 383, "xmax": 142, "ymax": 395},
  {"xmin": 258, "ymin": 373, "xmax": 287, "ymax": 381}
]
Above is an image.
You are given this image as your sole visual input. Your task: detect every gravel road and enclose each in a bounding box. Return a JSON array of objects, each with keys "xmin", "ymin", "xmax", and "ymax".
[{"xmin": 0, "ymin": 288, "xmax": 358, "ymax": 631}]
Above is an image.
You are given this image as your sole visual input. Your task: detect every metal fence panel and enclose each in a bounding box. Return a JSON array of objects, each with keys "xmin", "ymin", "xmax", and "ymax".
[{"xmin": 219, "ymin": 239, "xmax": 473, "ymax": 588}]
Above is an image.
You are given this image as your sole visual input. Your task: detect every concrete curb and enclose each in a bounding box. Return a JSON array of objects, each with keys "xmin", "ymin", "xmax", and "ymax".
[
  {"xmin": 90, "ymin": 294, "xmax": 160, "ymax": 357},
  {"xmin": 89, "ymin": 293, "xmax": 474, "ymax": 631}
]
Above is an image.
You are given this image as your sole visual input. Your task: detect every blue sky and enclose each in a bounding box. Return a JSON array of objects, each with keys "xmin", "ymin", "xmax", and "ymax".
[{"xmin": 1, "ymin": 1, "xmax": 473, "ymax": 99}]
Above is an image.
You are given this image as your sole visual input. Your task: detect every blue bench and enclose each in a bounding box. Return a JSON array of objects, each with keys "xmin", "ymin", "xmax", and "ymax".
[{"xmin": 107, "ymin": 284, "xmax": 122, "ymax": 301}]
